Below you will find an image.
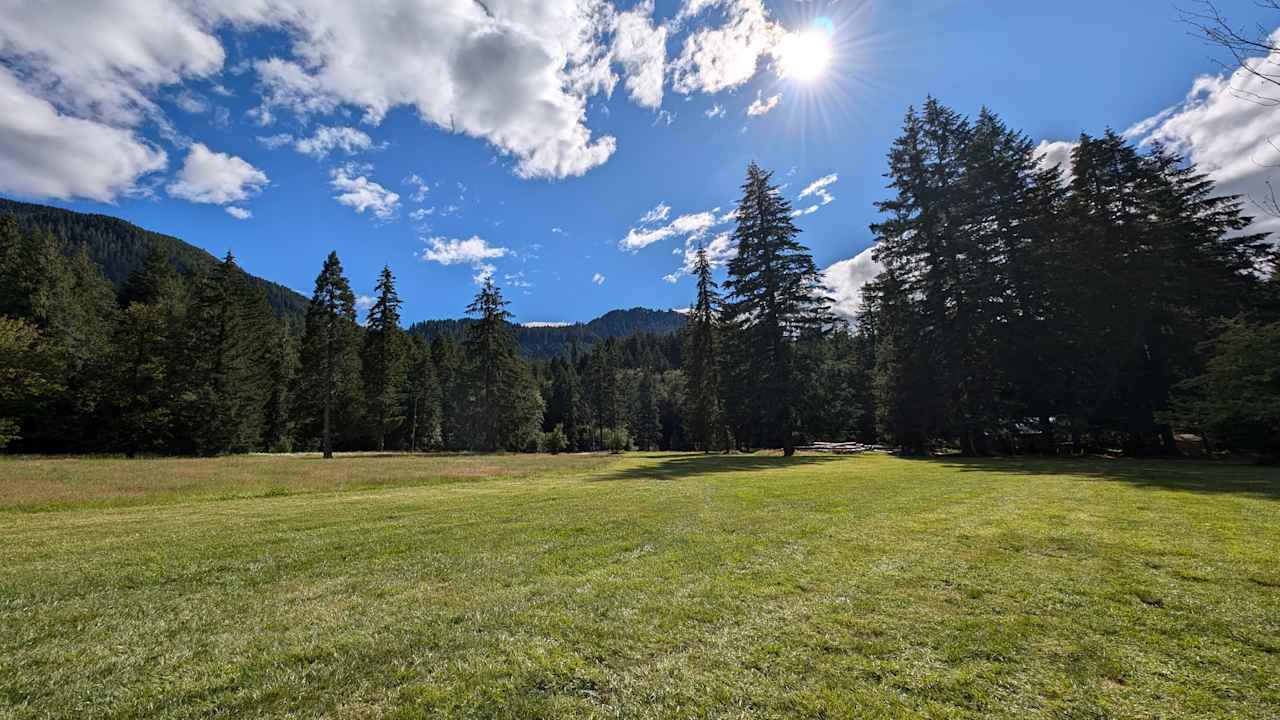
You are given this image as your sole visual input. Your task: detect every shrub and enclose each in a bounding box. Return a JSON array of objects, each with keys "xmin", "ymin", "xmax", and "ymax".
[
  {"xmin": 545, "ymin": 425, "xmax": 568, "ymax": 454},
  {"xmin": 604, "ymin": 427, "xmax": 631, "ymax": 454}
]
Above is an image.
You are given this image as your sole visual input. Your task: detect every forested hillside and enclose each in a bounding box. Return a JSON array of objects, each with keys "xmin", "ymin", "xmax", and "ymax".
[
  {"xmin": 408, "ymin": 307, "xmax": 687, "ymax": 359},
  {"xmin": 0, "ymin": 199, "xmax": 309, "ymax": 323}
]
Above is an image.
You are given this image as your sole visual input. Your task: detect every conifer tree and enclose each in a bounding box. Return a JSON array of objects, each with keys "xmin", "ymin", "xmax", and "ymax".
[
  {"xmin": 682, "ymin": 246, "xmax": 725, "ymax": 452},
  {"xmin": 722, "ymin": 162, "xmax": 831, "ymax": 455},
  {"xmin": 263, "ymin": 321, "xmax": 298, "ymax": 452},
  {"xmin": 362, "ymin": 265, "xmax": 406, "ymax": 450},
  {"xmin": 632, "ymin": 372, "xmax": 662, "ymax": 450},
  {"xmin": 405, "ymin": 338, "xmax": 442, "ymax": 452},
  {"xmin": 180, "ymin": 253, "xmax": 270, "ymax": 455},
  {"xmin": 463, "ymin": 278, "xmax": 518, "ymax": 450},
  {"xmin": 298, "ymin": 251, "xmax": 361, "ymax": 458}
]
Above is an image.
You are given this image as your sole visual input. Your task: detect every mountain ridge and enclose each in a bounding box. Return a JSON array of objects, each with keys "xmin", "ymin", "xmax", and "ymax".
[{"xmin": 1, "ymin": 198, "xmax": 688, "ymax": 357}]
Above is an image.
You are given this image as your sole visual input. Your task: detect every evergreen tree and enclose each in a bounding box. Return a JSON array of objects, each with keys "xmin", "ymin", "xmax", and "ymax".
[
  {"xmin": 179, "ymin": 253, "xmax": 271, "ymax": 455},
  {"xmin": 431, "ymin": 335, "xmax": 465, "ymax": 450},
  {"xmin": 263, "ymin": 321, "xmax": 298, "ymax": 452},
  {"xmin": 722, "ymin": 162, "xmax": 831, "ymax": 455},
  {"xmin": 462, "ymin": 279, "xmax": 541, "ymax": 450},
  {"xmin": 297, "ymin": 252, "xmax": 362, "ymax": 458},
  {"xmin": 632, "ymin": 372, "xmax": 662, "ymax": 451},
  {"xmin": 362, "ymin": 266, "xmax": 407, "ymax": 450},
  {"xmin": 405, "ymin": 337, "xmax": 442, "ymax": 452},
  {"xmin": 682, "ymin": 246, "xmax": 725, "ymax": 452}
]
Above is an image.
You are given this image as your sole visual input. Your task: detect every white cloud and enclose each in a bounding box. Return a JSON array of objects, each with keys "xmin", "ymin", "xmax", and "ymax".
[
  {"xmin": 1034, "ymin": 140, "xmax": 1077, "ymax": 185},
  {"xmin": 1126, "ymin": 47, "xmax": 1280, "ymax": 235},
  {"xmin": 619, "ymin": 208, "xmax": 723, "ymax": 252},
  {"xmin": 705, "ymin": 103, "xmax": 726, "ymax": 118},
  {"xmin": 823, "ymin": 246, "xmax": 883, "ymax": 321},
  {"xmin": 0, "ymin": 0, "xmax": 639, "ymax": 182},
  {"xmin": 505, "ymin": 271, "xmax": 534, "ymax": 288},
  {"xmin": 0, "ymin": 0, "xmax": 229, "ymax": 127},
  {"xmin": 225, "ymin": 206, "xmax": 252, "ymax": 220},
  {"xmin": 613, "ymin": 0, "xmax": 666, "ymax": 109},
  {"xmin": 798, "ymin": 173, "xmax": 837, "ymax": 205},
  {"xmin": 294, "ymin": 125, "xmax": 381, "ymax": 159},
  {"xmin": 244, "ymin": 1, "xmax": 621, "ymax": 179},
  {"xmin": 473, "ymin": 263, "xmax": 497, "ymax": 285},
  {"xmin": 419, "ymin": 235, "xmax": 509, "ymax": 266},
  {"xmin": 665, "ymin": 229, "xmax": 737, "ymax": 282},
  {"xmin": 403, "ymin": 173, "xmax": 430, "ymax": 202},
  {"xmin": 173, "ymin": 89, "xmax": 209, "ymax": 114},
  {"xmin": 638, "ymin": 202, "xmax": 672, "ymax": 225},
  {"xmin": 592, "ymin": 272, "xmax": 606, "ymax": 285},
  {"xmin": 329, "ymin": 164, "xmax": 399, "ymax": 220},
  {"xmin": 0, "ymin": 67, "xmax": 166, "ymax": 202},
  {"xmin": 671, "ymin": 0, "xmax": 784, "ymax": 95},
  {"xmin": 257, "ymin": 133, "xmax": 294, "ymax": 149},
  {"xmin": 746, "ymin": 90, "xmax": 780, "ymax": 117},
  {"xmin": 409, "ymin": 207, "xmax": 434, "ymax": 222},
  {"xmin": 791, "ymin": 204, "xmax": 819, "ymax": 217},
  {"xmin": 167, "ymin": 143, "xmax": 267, "ymax": 204},
  {"xmin": 355, "ymin": 294, "xmax": 375, "ymax": 313}
]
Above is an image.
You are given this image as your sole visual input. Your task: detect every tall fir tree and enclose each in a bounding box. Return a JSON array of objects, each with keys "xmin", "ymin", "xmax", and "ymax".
[
  {"xmin": 298, "ymin": 251, "xmax": 362, "ymax": 458},
  {"xmin": 722, "ymin": 162, "xmax": 831, "ymax": 455},
  {"xmin": 362, "ymin": 266, "xmax": 407, "ymax": 451},
  {"xmin": 405, "ymin": 338, "xmax": 442, "ymax": 451},
  {"xmin": 682, "ymin": 245, "xmax": 725, "ymax": 452}
]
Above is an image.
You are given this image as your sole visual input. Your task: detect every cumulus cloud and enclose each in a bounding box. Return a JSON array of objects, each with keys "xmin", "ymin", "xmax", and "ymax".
[
  {"xmin": 1126, "ymin": 49, "xmax": 1280, "ymax": 235},
  {"xmin": 592, "ymin": 272, "xmax": 606, "ymax": 285},
  {"xmin": 225, "ymin": 206, "xmax": 252, "ymax": 220},
  {"xmin": 823, "ymin": 246, "xmax": 884, "ymax": 321},
  {"xmin": 167, "ymin": 143, "xmax": 267, "ymax": 204},
  {"xmin": 613, "ymin": 0, "xmax": 666, "ymax": 109},
  {"xmin": 746, "ymin": 90, "xmax": 780, "ymax": 117},
  {"xmin": 329, "ymin": 164, "xmax": 399, "ymax": 220},
  {"xmin": 294, "ymin": 126, "xmax": 382, "ymax": 159},
  {"xmin": 705, "ymin": 103, "xmax": 726, "ymax": 118},
  {"xmin": 419, "ymin": 235, "xmax": 509, "ymax": 266},
  {"xmin": 0, "ymin": 0, "xmax": 229, "ymax": 127},
  {"xmin": 243, "ymin": 1, "xmax": 621, "ymax": 179},
  {"xmin": 1034, "ymin": 140, "xmax": 1077, "ymax": 185},
  {"xmin": 0, "ymin": 68, "xmax": 166, "ymax": 201},
  {"xmin": 0, "ymin": 0, "xmax": 656, "ymax": 184},
  {"xmin": 671, "ymin": 0, "xmax": 784, "ymax": 95}
]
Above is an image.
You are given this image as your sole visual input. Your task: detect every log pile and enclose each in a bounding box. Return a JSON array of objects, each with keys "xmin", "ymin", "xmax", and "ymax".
[{"xmin": 798, "ymin": 442, "xmax": 890, "ymax": 455}]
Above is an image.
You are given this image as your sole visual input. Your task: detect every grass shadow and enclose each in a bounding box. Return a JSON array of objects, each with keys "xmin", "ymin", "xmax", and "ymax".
[
  {"xmin": 591, "ymin": 453, "xmax": 843, "ymax": 483},
  {"xmin": 901, "ymin": 455, "xmax": 1280, "ymax": 500}
]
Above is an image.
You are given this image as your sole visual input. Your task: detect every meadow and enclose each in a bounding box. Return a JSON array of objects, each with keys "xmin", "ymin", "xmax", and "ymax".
[{"xmin": 1, "ymin": 452, "xmax": 1278, "ymax": 719}]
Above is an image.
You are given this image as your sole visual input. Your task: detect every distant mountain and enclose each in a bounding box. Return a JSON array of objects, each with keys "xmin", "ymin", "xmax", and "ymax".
[
  {"xmin": 0, "ymin": 198, "xmax": 309, "ymax": 323},
  {"xmin": 1, "ymin": 199, "xmax": 689, "ymax": 353},
  {"xmin": 408, "ymin": 307, "xmax": 688, "ymax": 359}
]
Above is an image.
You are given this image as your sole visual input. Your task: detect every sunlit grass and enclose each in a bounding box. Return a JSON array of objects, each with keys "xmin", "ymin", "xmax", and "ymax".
[{"xmin": 1, "ymin": 453, "xmax": 1278, "ymax": 718}]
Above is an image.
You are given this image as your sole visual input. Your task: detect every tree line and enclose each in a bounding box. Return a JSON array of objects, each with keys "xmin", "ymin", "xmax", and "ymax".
[{"xmin": 1, "ymin": 97, "xmax": 1277, "ymax": 457}]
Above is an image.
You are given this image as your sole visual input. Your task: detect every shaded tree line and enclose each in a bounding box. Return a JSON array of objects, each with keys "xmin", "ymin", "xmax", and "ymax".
[
  {"xmin": 854, "ymin": 98, "xmax": 1280, "ymax": 456},
  {"xmin": 2, "ymin": 108, "xmax": 1275, "ymax": 457}
]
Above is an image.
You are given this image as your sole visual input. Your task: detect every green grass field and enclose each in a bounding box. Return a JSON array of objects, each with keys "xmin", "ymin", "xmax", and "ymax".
[{"xmin": 2, "ymin": 452, "xmax": 1278, "ymax": 719}]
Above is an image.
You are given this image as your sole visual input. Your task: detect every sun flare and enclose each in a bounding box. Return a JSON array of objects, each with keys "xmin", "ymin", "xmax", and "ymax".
[{"xmin": 776, "ymin": 27, "xmax": 834, "ymax": 83}]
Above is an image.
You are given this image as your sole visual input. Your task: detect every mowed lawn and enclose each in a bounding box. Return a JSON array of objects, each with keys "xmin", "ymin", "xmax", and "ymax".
[{"xmin": 1, "ymin": 453, "xmax": 1278, "ymax": 719}]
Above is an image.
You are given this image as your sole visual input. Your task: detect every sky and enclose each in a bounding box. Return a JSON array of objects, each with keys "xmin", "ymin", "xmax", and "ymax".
[{"xmin": 3, "ymin": 0, "xmax": 1280, "ymax": 325}]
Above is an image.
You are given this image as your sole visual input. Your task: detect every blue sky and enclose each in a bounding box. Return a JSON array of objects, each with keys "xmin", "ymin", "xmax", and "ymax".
[{"xmin": 3, "ymin": 0, "xmax": 1279, "ymax": 324}]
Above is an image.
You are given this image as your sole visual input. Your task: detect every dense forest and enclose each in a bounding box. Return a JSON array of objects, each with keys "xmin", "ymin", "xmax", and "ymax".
[{"xmin": 1, "ymin": 98, "xmax": 1278, "ymax": 458}]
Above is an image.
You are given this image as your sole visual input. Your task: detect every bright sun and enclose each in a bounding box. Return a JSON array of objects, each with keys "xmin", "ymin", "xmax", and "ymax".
[{"xmin": 776, "ymin": 27, "xmax": 833, "ymax": 83}]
